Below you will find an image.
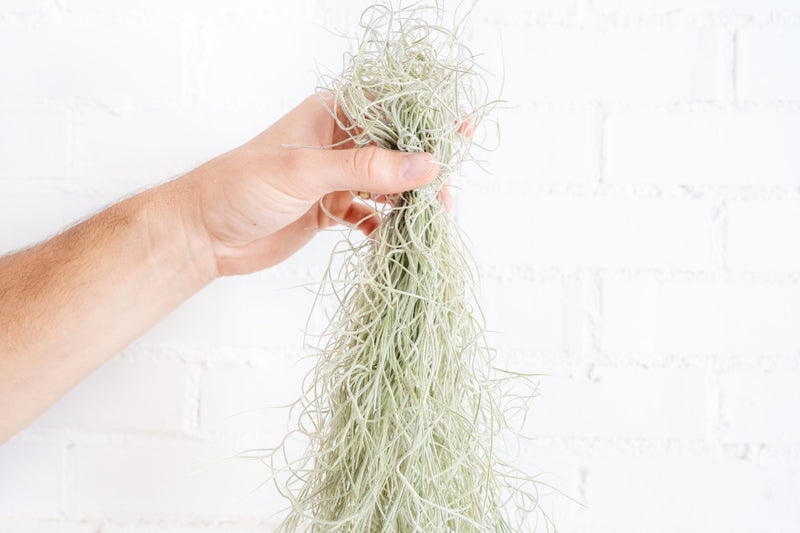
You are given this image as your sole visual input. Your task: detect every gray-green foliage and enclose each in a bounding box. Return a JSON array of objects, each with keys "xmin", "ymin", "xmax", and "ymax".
[{"xmin": 268, "ymin": 3, "xmax": 544, "ymax": 531}]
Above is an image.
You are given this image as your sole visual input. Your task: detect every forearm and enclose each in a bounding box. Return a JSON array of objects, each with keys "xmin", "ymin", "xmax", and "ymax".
[
  {"xmin": 0, "ymin": 94, "xmax": 438, "ymax": 444},
  {"xmin": 0, "ymin": 177, "xmax": 216, "ymax": 443}
]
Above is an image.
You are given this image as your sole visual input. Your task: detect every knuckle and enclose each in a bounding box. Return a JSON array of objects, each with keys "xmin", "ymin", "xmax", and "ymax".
[{"xmin": 351, "ymin": 146, "xmax": 381, "ymax": 182}]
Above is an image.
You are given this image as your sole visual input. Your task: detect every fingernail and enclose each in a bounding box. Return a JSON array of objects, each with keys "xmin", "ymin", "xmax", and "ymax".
[{"xmin": 400, "ymin": 153, "xmax": 434, "ymax": 181}]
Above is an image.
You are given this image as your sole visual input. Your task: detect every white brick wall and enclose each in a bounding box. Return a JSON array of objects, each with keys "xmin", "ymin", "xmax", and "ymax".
[
  {"xmin": 727, "ymin": 200, "xmax": 800, "ymax": 270},
  {"xmin": 522, "ymin": 28, "xmax": 729, "ymax": 102},
  {"xmin": 0, "ymin": 442, "xmax": 63, "ymax": 514},
  {"xmin": 460, "ymin": 194, "xmax": 717, "ymax": 269},
  {"xmin": 602, "ymin": 280, "xmax": 800, "ymax": 356},
  {"xmin": 0, "ymin": 107, "xmax": 71, "ymax": 179},
  {"xmin": 595, "ymin": 0, "xmax": 800, "ymax": 12},
  {"xmin": 67, "ymin": 442, "xmax": 278, "ymax": 519},
  {"xmin": 738, "ymin": 27, "xmax": 800, "ymax": 101},
  {"xmin": 720, "ymin": 370, "xmax": 800, "ymax": 443},
  {"xmin": 586, "ymin": 454, "xmax": 800, "ymax": 532},
  {"xmin": 1, "ymin": 1, "xmax": 799, "ymax": 532},
  {"xmin": 524, "ymin": 367, "xmax": 710, "ymax": 439},
  {"xmin": 605, "ymin": 111, "xmax": 800, "ymax": 185},
  {"xmin": 34, "ymin": 358, "xmax": 188, "ymax": 432}
]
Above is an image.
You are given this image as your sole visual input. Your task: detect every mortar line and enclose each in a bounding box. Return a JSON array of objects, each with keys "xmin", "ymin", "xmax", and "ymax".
[
  {"xmin": 720, "ymin": 199, "xmax": 729, "ymax": 272},
  {"xmin": 731, "ymin": 29, "xmax": 739, "ymax": 104}
]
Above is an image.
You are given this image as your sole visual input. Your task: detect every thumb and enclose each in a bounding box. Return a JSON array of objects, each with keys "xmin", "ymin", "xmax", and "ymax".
[{"xmin": 297, "ymin": 146, "xmax": 439, "ymax": 195}]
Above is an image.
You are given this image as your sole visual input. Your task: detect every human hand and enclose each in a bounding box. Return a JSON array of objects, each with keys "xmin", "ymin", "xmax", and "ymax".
[{"xmin": 176, "ymin": 94, "xmax": 440, "ymax": 277}]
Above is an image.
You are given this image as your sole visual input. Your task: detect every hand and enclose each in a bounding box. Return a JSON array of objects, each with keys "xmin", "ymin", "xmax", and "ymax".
[
  {"xmin": 177, "ymin": 94, "xmax": 440, "ymax": 277},
  {"xmin": 0, "ymin": 94, "xmax": 442, "ymax": 442}
]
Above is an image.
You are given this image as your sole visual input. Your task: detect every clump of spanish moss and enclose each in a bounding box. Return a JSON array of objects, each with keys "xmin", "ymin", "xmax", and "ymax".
[{"xmin": 264, "ymin": 3, "xmax": 545, "ymax": 531}]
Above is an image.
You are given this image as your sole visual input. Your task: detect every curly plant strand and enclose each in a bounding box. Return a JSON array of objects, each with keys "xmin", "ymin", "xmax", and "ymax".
[{"xmin": 264, "ymin": 3, "xmax": 548, "ymax": 531}]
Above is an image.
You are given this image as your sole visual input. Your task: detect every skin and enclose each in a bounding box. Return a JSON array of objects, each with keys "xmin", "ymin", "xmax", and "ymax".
[{"xmin": 0, "ymin": 94, "xmax": 443, "ymax": 444}]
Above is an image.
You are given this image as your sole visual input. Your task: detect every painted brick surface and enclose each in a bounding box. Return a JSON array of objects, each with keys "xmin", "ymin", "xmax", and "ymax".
[
  {"xmin": 0, "ymin": 107, "xmax": 71, "ymax": 179},
  {"xmin": 519, "ymin": 28, "xmax": 727, "ymax": 102},
  {"xmin": 595, "ymin": 0, "xmax": 800, "ymax": 11},
  {"xmin": 0, "ymin": 442, "xmax": 64, "ymax": 514},
  {"xmin": 460, "ymin": 194, "xmax": 716, "ymax": 269},
  {"xmin": 1, "ymin": 0, "xmax": 799, "ymax": 532},
  {"xmin": 601, "ymin": 280, "xmax": 800, "ymax": 357},
  {"xmin": 721, "ymin": 370, "xmax": 800, "ymax": 443},
  {"xmin": 738, "ymin": 27, "xmax": 800, "ymax": 101},
  {"xmin": 0, "ymin": 520, "xmax": 96, "ymax": 533},
  {"xmin": 489, "ymin": 105, "xmax": 598, "ymax": 182},
  {"xmin": 587, "ymin": 454, "xmax": 800, "ymax": 532},
  {"xmin": 727, "ymin": 200, "xmax": 800, "ymax": 271},
  {"xmin": 526, "ymin": 367, "xmax": 710, "ymax": 439},
  {"xmin": 34, "ymin": 358, "xmax": 187, "ymax": 432},
  {"xmin": 67, "ymin": 443, "xmax": 278, "ymax": 519},
  {"xmin": 605, "ymin": 111, "xmax": 800, "ymax": 185},
  {"xmin": 0, "ymin": 24, "xmax": 185, "ymax": 108},
  {"xmin": 197, "ymin": 361, "xmax": 307, "ymax": 438}
]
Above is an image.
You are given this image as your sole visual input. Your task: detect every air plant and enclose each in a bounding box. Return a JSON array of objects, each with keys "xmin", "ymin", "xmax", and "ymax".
[{"xmin": 262, "ymin": 2, "xmax": 544, "ymax": 531}]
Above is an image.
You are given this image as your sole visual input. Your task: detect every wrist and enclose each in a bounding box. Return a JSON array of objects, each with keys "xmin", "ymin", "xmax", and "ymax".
[{"xmin": 142, "ymin": 176, "xmax": 221, "ymax": 288}]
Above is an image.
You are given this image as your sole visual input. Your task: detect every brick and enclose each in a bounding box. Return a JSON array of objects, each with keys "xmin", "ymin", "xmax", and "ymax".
[
  {"xmin": 0, "ymin": 24, "xmax": 184, "ymax": 107},
  {"xmin": 72, "ymin": 104, "xmax": 279, "ymax": 183},
  {"xmin": 198, "ymin": 362, "xmax": 305, "ymax": 437},
  {"xmin": 602, "ymin": 280, "xmax": 800, "ymax": 356},
  {"xmin": 0, "ymin": 441, "xmax": 63, "ymax": 513},
  {"xmin": 0, "ymin": 107, "xmax": 71, "ymax": 179},
  {"xmin": 103, "ymin": 527, "xmax": 276, "ymax": 533},
  {"xmin": 140, "ymin": 268, "xmax": 317, "ymax": 349},
  {"xmin": 514, "ymin": 28, "xmax": 726, "ymax": 102},
  {"xmin": 491, "ymin": 106, "xmax": 598, "ymax": 182},
  {"xmin": 605, "ymin": 111, "xmax": 800, "ymax": 185},
  {"xmin": 194, "ymin": 20, "xmax": 340, "ymax": 108},
  {"xmin": 463, "ymin": 22, "xmax": 551, "ymax": 108},
  {"xmin": 587, "ymin": 454, "xmax": 800, "ymax": 532},
  {"xmin": 67, "ymin": 442, "xmax": 279, "ymax": 519},
  {"xmin": 595, "ymin": 0, "xmax": 800, "ymax": 11},
  {"xmin": 526, "ymin": 368, "xmax": 709, "ymax": 439},
  {"xmin": 473, "ymin": 0, "xmax": 577, "ymax": 14},
  {"xmin": 739, "ymin": 27, "xmax": 800, "ymax": 101},
  {"xmin": 34, "ymin": 358, "xmax": 187, "ymax": 432},
  {"xmin": 459, "ymin": 194, "xmax": 715, "ymax": 269},
  {"xmin": 727, "ymin": 201, "xmax": 800, "ymax": 271},
  {"xmin": 59, "ymin": 0, "xmax": 309, "ymax": 21},
  {"xmin": 721, "ymin": 370, "xmax": 800, "ymax": 443},
  {"xmin": 481, "ymin": 278, "xmax": 566, "ymax": 354},
  {"xmin": 0, "ymin": 0, "xmax": 52, "ymax": 13},
  {"xmin": 480, "ymin": 277, "xmax": 591, "ymax": 357},
  {"xmin": 513, "ymin": 441, "xmax": 587, "ymax": 530},
  {"xmin": 0, "ymin": 519, "xmax": 95, "ymax": 533}
]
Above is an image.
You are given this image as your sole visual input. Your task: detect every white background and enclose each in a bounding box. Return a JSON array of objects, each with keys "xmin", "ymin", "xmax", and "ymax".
[{"xmin": 1, "ymin": 0, "xmax": 799, "ymax": 532}]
